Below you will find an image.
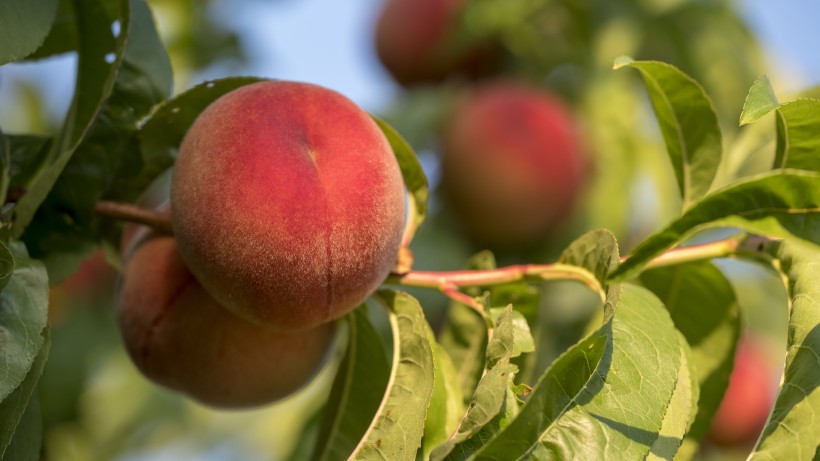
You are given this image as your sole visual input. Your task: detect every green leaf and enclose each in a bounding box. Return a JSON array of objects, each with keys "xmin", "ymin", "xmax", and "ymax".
[
  {"xmin": 0, "ymin": 241, "xmax": 15, "ymax": 293},
  {"xmin": 0, "ymin": 0, "xmax": 60, "ymax": 64},
  {"xmin": 0, "ymin": 329, "xmax": 49, "ymax": 459},
  {"xmin": 22, "ymin": 0, "xmax": 172, "ymax": 282},
  {"xmin": 11, "ymin": 0, "xmax": 128, "ymax": 237},
  {"xmin": 1, "ymin": 389, "xmax": 43, "ymax": 461},
  {"xmin": 372, "ymin": 117, "xmax": 429, "ymax": 250},
  {"xmin": 640, "ymin": 262, "xmax": 740, "ymax": 459},
  {"xmin": 438, "ymin": 253, "xmax": 494, "ymax": 402},
  {"xmin": 739, "ymin": 75, "xmax": 780, "ymax": 126},
  {"xmin": 488, "ymin": 307, "xmax": 534, "ymax": 358},
  {"xmin": 612, "ymin": 170, "xmax": 820, "ymax": 281},
  {"xmin": 0, "ymin": 253, "xmax": 49, "ymax": 402},
  {"xmin": 139, "ymin": 76, "xmax": 265, "ymax": 166},
  {"xmin": 312, "ymin": 308, "xmax": 391, "ymax": 461},
  {"xmin": 473, "ymin": 285, "xmax": 692, "ymax": 460},
  {"xmin": 430, "ymin": 306, "xmax": 523, "ymax": 461},
  {"xmin": 422, "ymin": 341, "xmax": 465, "ymax": 461},
  {"xmin": 748, "ymin": 241, "xmax": 820, "ymax": 459},
  {"xmin": 647, "ymin": 330, "xmax": 698, "ymax": 461},
  {"xmin": 614, "ymin": 57, "xmax": 722, "ymax": 209},
  {"xmin": 772, "ymin": 99, "xmax": 820, "ymax": 172},
  {"xmin": 738, "ymin": 77, "xmax": 820, "ymax": 173},
  {"xmin": 349, "ymin": 290, "xmax": 435, "ymax": 461}
]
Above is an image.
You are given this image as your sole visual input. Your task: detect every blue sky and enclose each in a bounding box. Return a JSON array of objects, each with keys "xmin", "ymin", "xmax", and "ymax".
[
  {"xmin": 228, "ymin": 0, "xmax": 820, "ymax": 111},
  {"xmin": 1, "ymin": 0, "xmax": 818, "ymax": 130}
]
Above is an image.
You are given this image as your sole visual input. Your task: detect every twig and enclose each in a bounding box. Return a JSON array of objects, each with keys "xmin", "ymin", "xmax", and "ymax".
[{"xmin": 93, "ymin": 201, "xmax": 173, "ymax": 234}]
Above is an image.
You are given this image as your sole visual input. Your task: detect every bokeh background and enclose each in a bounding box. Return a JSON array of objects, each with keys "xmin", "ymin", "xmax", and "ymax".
[{"xmin": 1, "ymin": 0, "xmax": 818, "ymax": 460}]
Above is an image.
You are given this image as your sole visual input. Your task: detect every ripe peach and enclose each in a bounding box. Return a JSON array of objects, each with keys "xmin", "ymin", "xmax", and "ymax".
[
  {"xmin": 117, "ymin": 221, "xmax": 336, "ymax": 408},
  {"xmin": 708, "ymin": 337, "xmax": 779, "ymax": 447},
  {"xmin": 440, "ymin": 80, "xmax": 587, "ymax": 247},
  {"xmin": 374, "ymin": 0, "xmax": 495, "ymax": 85},
  {"xmin": 171, "ymin": 81, "xmax": 405, "ymax": 330}
]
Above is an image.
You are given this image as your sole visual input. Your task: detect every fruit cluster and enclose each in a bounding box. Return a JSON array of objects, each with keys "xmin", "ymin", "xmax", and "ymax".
[
  {"xmin": 376, "ymin": 0, "xmax": 589, "ymax": 250},
  {"xmin": 117, "ymin": 81, "xmax": 407, "ymax": 408}
]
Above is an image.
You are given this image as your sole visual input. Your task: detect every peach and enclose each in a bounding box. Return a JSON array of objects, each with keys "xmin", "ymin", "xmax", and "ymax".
[
  {"xmin": 440, "ymin": 80, "xmax": 588, "ymax": 247},
  {"xmin": 374, "ymin": 0, "xmax": 495, "ymax": 85},
  {"xmin": 708, "ymin": 337, "xmax": 778, "ymax": 447},
  {"xmin": 117, "ymin": 221, "xmax": 336, "ymax": 408},
  {"xmin": 171, "ymin": 81, "xmax": 406, "ymax": 330}
]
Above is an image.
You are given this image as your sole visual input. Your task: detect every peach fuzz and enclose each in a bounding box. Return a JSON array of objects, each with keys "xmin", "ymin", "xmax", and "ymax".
[
  {"xmin": 117, "ymin": 224, "xmax": 336, "ymax": 408},
  {"xmin": 171, "ymin": 81, "xmax": 406, "ymax": 330}
]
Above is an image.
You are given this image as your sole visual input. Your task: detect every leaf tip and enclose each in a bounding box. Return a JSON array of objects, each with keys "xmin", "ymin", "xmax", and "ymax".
[{"xmin": 613, "ymin": 55, "xmax": 634, "ymax": 70}]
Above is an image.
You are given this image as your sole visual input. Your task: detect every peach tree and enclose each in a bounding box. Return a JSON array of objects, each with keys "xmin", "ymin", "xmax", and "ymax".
[{"xmin": 1, "ymin": 0, "xmax": 819, "ymax": 460}]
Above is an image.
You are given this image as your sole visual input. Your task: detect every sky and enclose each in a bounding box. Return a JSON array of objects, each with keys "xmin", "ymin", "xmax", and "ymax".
[
  {"xmin": 227, "ymin": 0, "xmax": 820, "ymax": 111},
  {"xmin": 1, "ymin": 0, "xmax": 819, "ymax": 130}
]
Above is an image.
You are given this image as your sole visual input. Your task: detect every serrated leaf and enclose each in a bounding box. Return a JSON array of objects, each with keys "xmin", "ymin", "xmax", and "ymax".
[
  {"xmin": 772, "ymin": 99, "xmax": 820, "ymax": 172},
  {"xmin": 439, "ymin": 252, "xmax": 494, "ymax": 402},
  {"xmin": 372, "ymin": 117, "xmax": 428, "ymax": 250},
  {"xmin": 422, "ymin": 341, "xmax": 465, "ymax": 461},
  {"xmin": 431, "ymin": 306, "xmax": 522, "ymax": 461},
  {"xmin": 647, "ymin": 331, "xmax": 697, "ymax": 460},
  {"xmin": 0, "ymin": 329, "xmax": 49, "ymax": 459},
  {"xmin": 349, "ymin": 290, "xmax": 435, "ymax": 461},
  {"xmin": 11, "ymin": 0, "xmax": 128, "ymax": 237},
  {"xmin": 748, "ymin": 241, "xmax": 820, "ymax": 459},
  {"xmin": 0, "ymin": 241, "xmax": 15, "ymax": 293},
  {"xmin": 0, "ymin": 0, "xmax": 60, "ymax": 65},
  {"xmin": 0, "ymin": 254, "xmax": 49, "ymax": 402},
  {"xmin": 614, "ymin": 58, "xmax": 722, "ymax": 209},
  {"xmin": 612, "ymin": 170, "xmax": 820, "ymax": 281},
  {"xmin": 640, "ymin": 261, "xmax": 740, "ymax": 459},
  {"xmin": 312, "ymin": 308, "xmax": 390, "ymax": 461},
  {"xmin": 474, "ymin": 285, "xmax": 690, "ymax": 460},
  {"xmin": 488, "ymin": 308, "xmax": 534, "ymax": 358},
  {"xmin": 739, "ymin": 75, "xmax": 779, "ymax": 126}
]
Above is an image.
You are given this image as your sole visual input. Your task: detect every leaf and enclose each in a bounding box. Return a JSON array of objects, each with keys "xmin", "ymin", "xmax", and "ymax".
[
  {"xmin": 488, "ymin": 307, "xmax": 535, "ymax": 358},
  {"xmin": 0, "ymin": 241, "xmax": 15, "ymax": 294},
  {"xmin": 0, "ymin": 253, "xmax": 49, "ymax": 402},
  {"xmin": 422, "ymin": 341, "xmax": 465, "ymax": 461},
  {"xmin": 430, "ymin": 306, "xmax": 522, "ymax": 461},
  {"xmin": 372, "ymin": 117, "xmax": 429, "ymax": 249},
  {"xmin": 739, "ymin": 75, "xmax": 780, "ymax": 126},
  {"xmin": 438, "ymin": 252, "xmax": 494, "ymax": 402},
  {"xmin": 349, "ymin": 290, "xmax": 435, "ymax": 461},
  {"xmin": 139, "ymin": 77, "xmax": 265, "ymax": 166},
  {"xmin": 0, "ymin": 329, "xmax": 49, "ymax": 459},
  {"xmin": 612, "ymin": 170, "xmax": 820, "ymax": 281},
  {"xmin": 473, "ymin": 285, "xmax": 692, "ymax": 460},
  {"xmin": 772, "ymin": 99, "xmax": 820, "ymax": 172},
  {"xmin": 1, "ymin": 390, "xmax": 43, "ymax": 461},
  {"xmin": 0, "ymin": 0, "xmax": 60, "ymax": 64},
  {"xmin": 11, "ymin": 0, "xmax": 128, "ymax": 237},
  {"xmin": 312, "ymin": 308, "xmax": 391, "ymax": 461},
  {"xmin": 748, "ymin": 240, "xmax": 820, "ymax": 459},
  {"xmin": 647, "ymin": 331, "xmax": 698, "ymax": 461},
  {"xmin": 614, "ymin": 57, "xmax": 722, "ymax": 209},
  {"xmin": 22, "ymin": 0, "xmax": 172, "ymax": 282},
  {"xmin": 640, "ymin": 261, "xmax": 740, "ymax": 459},
  {"xmin": 738, "ymin": 76, "xmax": 820, "ymax": 173}
]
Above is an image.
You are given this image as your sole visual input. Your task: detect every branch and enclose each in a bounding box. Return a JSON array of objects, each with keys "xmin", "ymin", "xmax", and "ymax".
[{"xmin": 94, "ymin": 201, "xmax": 173, "ymax": 234}]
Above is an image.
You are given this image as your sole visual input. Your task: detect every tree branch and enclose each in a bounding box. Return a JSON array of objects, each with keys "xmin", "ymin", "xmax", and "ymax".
[{"xmin": 94, "ymin": 201, "xmax": 173, "ymax": 234}]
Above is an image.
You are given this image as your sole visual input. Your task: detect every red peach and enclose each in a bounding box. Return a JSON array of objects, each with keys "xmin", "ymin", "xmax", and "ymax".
[
  {"xmin": 708, "ymin": 337, "xmax": 779, "ymax": 447},
  {"xmin": 117, "ymin": 222, "xmax": 336, "ymax": 408},
  {"xmin": 441, "ymin": 80, "xmax": 588, "ymax": 247},
  {"xmin": 374, "ymin": 0, "xmax": 495, "ymax": 85},
  {"xmin": 171, "ymin": 81, "xmax": 406, "ymax": 330}
]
